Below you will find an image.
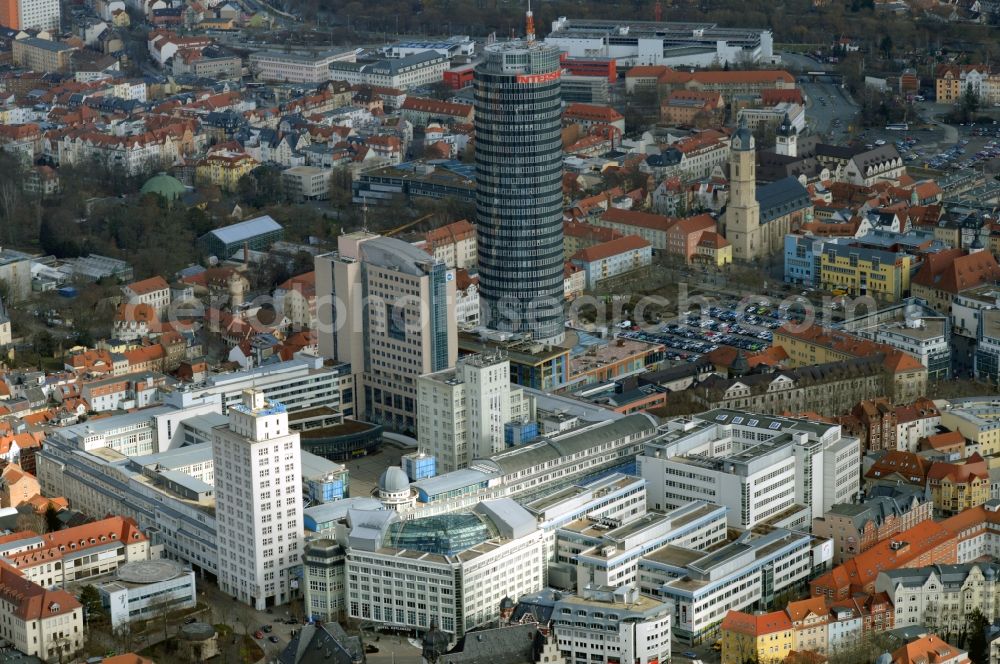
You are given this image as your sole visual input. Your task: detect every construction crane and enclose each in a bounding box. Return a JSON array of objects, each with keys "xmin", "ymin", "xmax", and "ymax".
[{"xmin": 384, "ymin": 212, "xmax": 437, "ymax": 237}]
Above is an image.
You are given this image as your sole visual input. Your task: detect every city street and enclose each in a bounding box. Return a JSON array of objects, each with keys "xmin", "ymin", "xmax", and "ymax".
[{"xmin": 801, "ymin": 81, "xmax": 858, "ymax": 137}]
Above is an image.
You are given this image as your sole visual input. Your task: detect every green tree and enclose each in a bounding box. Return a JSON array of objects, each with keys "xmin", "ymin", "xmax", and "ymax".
[
  {"xmin": 78, "ymin": 585, "xmax": 106, "ymax": 624},
  {"xmin": 44, "ymin": 505, "xmax": 62, "ymax": 533},
  {"xmin": 967, "ymin": 608, "xmax": 989, "ymax": 664},
  {"xmin": 879, "ymin": 34, "xmax": 894, "ymax": 59}
]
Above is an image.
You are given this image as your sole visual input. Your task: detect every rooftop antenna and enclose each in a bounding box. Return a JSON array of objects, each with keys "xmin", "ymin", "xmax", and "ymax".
[{"xmin": 525, "ymin": 0, "xmax": 535, "ymax": 43}]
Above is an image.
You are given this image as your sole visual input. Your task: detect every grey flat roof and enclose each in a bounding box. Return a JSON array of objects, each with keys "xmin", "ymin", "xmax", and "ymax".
[
  {"xmin": 19, "ymin": 37, "xmax": 75, "ymax": 53},
  {"xmin": 204, "ymin": 215, "xmax": 282, "ymax": 245},
  {"xmin": 301, "ymin": 450, "xmax": 345, "ymax": 478},
  {"xmin": 158, "ymin": 469, "xmax": 213, "ymax": 494},
  {"xmin": 131, "ymin": 443, "xmax": 214, "ymax": 470}
]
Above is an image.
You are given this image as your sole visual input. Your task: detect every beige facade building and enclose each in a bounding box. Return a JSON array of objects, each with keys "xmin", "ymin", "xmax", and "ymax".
[
  {"xmin": 316, "ymin": 232, "xmax": 457, "ymax": 434},
  {"xmin": 248, "ymin": 48, "xmax": 356, "ymax": 84},
  {"xmin": 0, "ymin": 565, "xmax": 83, "ymax": 661},
  {"xmin": 416, "ymin": 353, "xmax": 534, "ymax": 473},
  {"xmin": 11, "ymin": 37, "xmax": 76, "ymax": 72},
  {"xmin": 0, "ymin": 517, "xmax": 152, "ymax": 589}
]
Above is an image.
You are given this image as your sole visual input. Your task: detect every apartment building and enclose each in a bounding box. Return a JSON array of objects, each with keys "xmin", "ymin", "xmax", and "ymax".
[
  {"xmin": 773, "ymin": 324, "xmax": 928, "ymax": 406},
  {"xmin": 213, "ymin": 390, "xmax": 303, "ymax": 610},
  {"xmin": 638, "ymin": 409, "xmax": 860, "ymax": 531},
  {"xmin": 0, "ymin": 0, "xmax": 60, "ymax": 30},
  {"xmin": 316, "ymin": 232, "xmax": 456, "ymax": 434},
  {"xmin": 510, "ymin": 586, "xmax": 673, "ymax": 664},
  {"xmin": 720, "ymin": 610, "xmax": 794, "ymax": 664},
  {"xmin": 571, "ymin": 235, "xmax": 652, "ymax": 289},
  {"xmin": 416, "ymin": 352, "xmax": 533, "ymax": 472},
  {"xmin": 877, "ymin": 562, "xmax": 1000, "ymax": 635},
  {"xmin": 0, "ymin": 565, "xmax": 83, "ymax": 661},
  {"xmin": 424, "ymin": 219, "xmax": 477, "ymax": 270},
  {"xmin": 344, "ymin": 499, "xmax": 546, "ymax": 636},
  {"xmin": 935, "ymin": 64, "xmax": 1000, "ymax": 105},
  {"xmin": 721, "ymin": 593, "xmax": 893, "ymax": 663},
  {"xmin": 812, "ymin": 484, "xmax": 933, "ymax": 564},
  {"xmin": 249, "ymin": 48, "xmax": 357, "ymax": 83}
]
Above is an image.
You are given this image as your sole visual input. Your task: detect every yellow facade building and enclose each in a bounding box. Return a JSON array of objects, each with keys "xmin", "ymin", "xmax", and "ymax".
[
  {"xmin": 927, "ymin": 453, "xmax": 990, "ymax": 516},
  {"xmin": 694, "ymin": 231, "xmax": 732, "ymax": 266},
  {"xmin": 196, "ymin": 151, "xmax": 258, "ymax": 191},
  {"xmin": 720, "ymin": 610, "xmax": 795, "ymax": 664},
  {"xmin": 818, "ymin": 244, "xmax": 912, "ymax": 300}
]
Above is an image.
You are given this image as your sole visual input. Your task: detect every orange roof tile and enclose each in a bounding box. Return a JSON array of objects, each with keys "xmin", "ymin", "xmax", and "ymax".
[{"xmin": 572, "ymin": 235, "xmax": 651, "ymax": 262}]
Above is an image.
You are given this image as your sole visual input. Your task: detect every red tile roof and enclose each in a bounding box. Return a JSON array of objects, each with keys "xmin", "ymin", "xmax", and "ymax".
[
  {"xmin": 720, "ymin": 609, "xmax": 792, "ymax": 636},
  {"xmin": 563, "ymin": 103, "xmax": 625, "ymax": 123},
  {"xmin": 0, "ymin": 562, "xmax": 81, "ymax": 621},
  {"xmin": 600, "ymin": 208, "xmax": 674, "ymax": 231},
  {"xmin": 912, "ymin": 249, "xmax": 1000, "ymax": 294},
  {"xmin": 572, "ymin": 235, "xmax": 651, "ymax": 262}
]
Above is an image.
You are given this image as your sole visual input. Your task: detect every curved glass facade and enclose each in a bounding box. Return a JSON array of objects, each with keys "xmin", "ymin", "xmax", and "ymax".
[
  {"xmin": 474, "ymin": 42, "xmax": 565, "ymax": 344},
  {"xmin": 383, "ymin": 513, "xmax": 497, "ymax": 555}
]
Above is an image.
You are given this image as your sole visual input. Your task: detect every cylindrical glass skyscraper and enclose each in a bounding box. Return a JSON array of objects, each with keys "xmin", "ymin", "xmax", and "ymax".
[{"xmin": 474, "ymin": 40, "xmax": 565, "ymax": 344}]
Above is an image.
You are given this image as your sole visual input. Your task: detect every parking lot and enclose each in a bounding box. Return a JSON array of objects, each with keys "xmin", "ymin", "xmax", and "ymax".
[{"xmin": 618, "ymin": 294, "xmax": 836, "ymax": 363}]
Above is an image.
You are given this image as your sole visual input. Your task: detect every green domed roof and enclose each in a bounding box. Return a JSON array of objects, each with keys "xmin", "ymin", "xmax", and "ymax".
[{"xmin": 141, "ymin": 173, "xmax": 187, "ymax": 201}]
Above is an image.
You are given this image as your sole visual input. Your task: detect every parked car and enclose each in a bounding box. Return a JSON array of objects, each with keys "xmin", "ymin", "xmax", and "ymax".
[
  {"xmin": 268, "ymin": 636, "xmax": 280, "ymax": 643},
  {"xmin": 262, "ymin": 625, "xmax": 273, "ymax": 633},
  {"xmin": 254, "ymin": 631, "xmax": 264, "ymax": 639}
]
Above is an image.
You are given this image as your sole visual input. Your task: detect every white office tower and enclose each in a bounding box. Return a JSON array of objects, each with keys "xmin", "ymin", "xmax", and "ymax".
[
  {"xmin": 638, "ymin": 409, "xmax": 860, "ymax": 531},
  {"xmin": 213, "ymin": 389, "xmax": 304, "ymax": 610},
  {"xmin": 416, "ymin": 352, "xmax": 534, "ymax": 472}
]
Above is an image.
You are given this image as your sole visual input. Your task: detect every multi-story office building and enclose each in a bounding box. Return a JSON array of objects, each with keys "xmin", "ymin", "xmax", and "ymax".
[
  {"xmin": 640, "ymin": 526, "xmax": 827, "ymax": 644},
  {"xmin": 547, "ymin": 17, "xmax": 775, "ymax": 68},
  {"xmin": 638, "ymin": 409, "xmax": 860, "ymax": 531},
  {"xmin": 408, "ymin": 413, "xmax": 657, "ymax": 514},
  {"xmin": 557, "ymin": 501, "xmax": 728, "ymax": 592},
  {"xmin": 416, "ymin": 352, "xmax": 534, "ymax": 472},
  {"xmin": 248, "ymin": 48, "xmax": 357, "ymax": 83},
  {"xmin": 36, "ymin": 440, "xmax": 221, "ymax": 578},
  {"xmin": 840, "ymin": 299, "xmax": 951, "ymax": 381},
  {"xmin": 876, "ymin": 562, "xmax": 1000, "ymax": 635},
  {"xmin": 302, "ymin": 539, "xmax": 346, "ymax": 622},
  {"xmin": 510, "ymin": 586, "xmax": 673, "ymax": 664},
  {"xmin": 316, "ymin": 231, "xmax": 457, "ymax": 433},
  {"xmin": 47, "ymin": 393, "xmax": 222, "ymax": 456},
  {"xmin": 0, "ymin": 0, "xmax": 60, "ymax": 31},
  {"xmin": 328, "ymin": 52, "xmax": 450, "ymax": 90},
  {"xmin": 819, "ymin": 243, "xmax": 913, "ymax": 300},
  {"xmin": 213, "ymin": 390, "xmax": 303, "ymax": 609},
  {"xmin": 474, "ymin": 37, "xmax": 566, "ymax": 343},
  {"xmin": 168, "ymin": 354, "xmax": 349, "ymax": 418},
  {"xmin": 344, "ymin": 499, "xmax": 546, "ymax": 636}
]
